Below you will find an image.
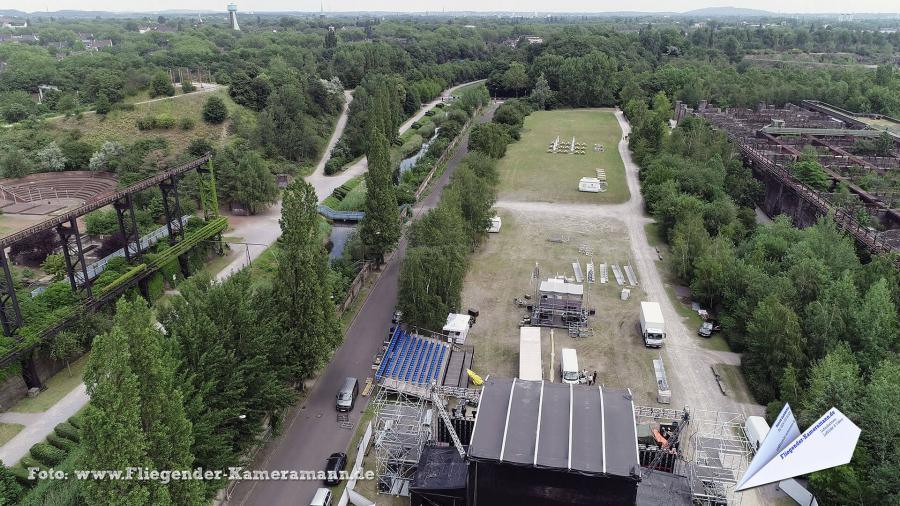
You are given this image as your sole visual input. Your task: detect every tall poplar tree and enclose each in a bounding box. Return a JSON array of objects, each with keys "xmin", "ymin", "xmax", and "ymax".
[
  {"xmin": 360, "ymin": 127, "xmax": 401, "ymax": 263},
  {"xmin": 80, "ymin": 298, "xmax": 204, "ymax": 506},
  {"xmin": 272, "ymin": 180, "xmax": 341, "ymax": 378}
]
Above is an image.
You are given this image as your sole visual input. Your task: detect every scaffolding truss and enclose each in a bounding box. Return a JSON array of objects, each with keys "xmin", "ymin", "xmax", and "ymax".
[
  {"xmin": 686, "ymin": 409, "xmax": 752, "ymax": 506},
  {"xmin": 372, "ymin": 385, "xmax": 430, "ymax": 496}
]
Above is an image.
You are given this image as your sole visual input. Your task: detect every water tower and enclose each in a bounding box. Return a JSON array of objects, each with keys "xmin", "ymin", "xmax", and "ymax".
[{"xmin": 227, "ymin": 3, "xmax": 240, "ymax": 31}]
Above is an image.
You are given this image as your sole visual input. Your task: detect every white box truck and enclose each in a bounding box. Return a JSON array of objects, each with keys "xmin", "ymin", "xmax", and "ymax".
[
  {"xmin": 519, "ymin": 327, "xmax": 542, "ymax": 381},
  {"xmin": 560, "ymin": 348, "xmax": 580, "ymax": 384},
  {"xmin": 640, "ymin": 301, "xmax": 666, "ymax": 348}
]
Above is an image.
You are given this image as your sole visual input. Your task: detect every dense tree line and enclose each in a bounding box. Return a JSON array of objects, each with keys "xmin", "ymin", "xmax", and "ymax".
[
  {"xmin": 397, "ymin": 98, "xmax": 518, "ymax": 329},
  {"xmin": 633, "ymin": 111, "xmax": 900, "ymax": 504},
  {"xmin": 483, "ymin": 24, "xmax": 900, "ymax": 117},
  {"xmin": 16, "ymin": 178, "xmax": 339, "ymax": 504}
]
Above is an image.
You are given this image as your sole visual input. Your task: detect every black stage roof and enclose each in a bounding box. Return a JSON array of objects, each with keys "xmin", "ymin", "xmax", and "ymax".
[{"xmin": 468, "ymin": 377, "xmax": 640, "ymax": 479}]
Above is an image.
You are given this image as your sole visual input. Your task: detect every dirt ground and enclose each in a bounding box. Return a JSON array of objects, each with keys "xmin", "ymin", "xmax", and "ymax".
[{"xmin": 461, "ymin": 208, "xmax": 672, "ymax": 406}]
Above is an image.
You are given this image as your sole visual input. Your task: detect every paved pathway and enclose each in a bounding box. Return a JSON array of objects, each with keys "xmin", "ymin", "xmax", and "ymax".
[
  {"xmin": 0, "ymin": 384, "xmax": 88, "ymax": 465},
  {"xmin": 218, "ymin": 80, "xmax": 484, "ymax": 281},
  {"xmin": 227, "ymin": 102, "xmax": 497, "ymax": 506}
]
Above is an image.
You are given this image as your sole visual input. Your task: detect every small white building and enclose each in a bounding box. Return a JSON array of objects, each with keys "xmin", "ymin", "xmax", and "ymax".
[
  {"xmin": 487, "ymin": 216, "xmax": 502, "ymax": 233},
  {"xmin": 578, "ymin": 177, "xmax": 601, "ymax": 193},
  {"xmin": 443, "ymin": 313, "xmax": 472, "ymax": 344}
]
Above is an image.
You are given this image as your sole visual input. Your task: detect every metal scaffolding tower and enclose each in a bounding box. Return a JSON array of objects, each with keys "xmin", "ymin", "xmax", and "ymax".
[
  {"xmin": 686, "ymin": 409, "xmax": 753, "ymax": 506},
  {"xmin": 372, "ymin": 385, "xmax": 429, "ymax": 497}
]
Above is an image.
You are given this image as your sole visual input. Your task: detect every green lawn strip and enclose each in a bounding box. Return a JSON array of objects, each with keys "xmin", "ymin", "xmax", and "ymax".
[
  {"xmin": 9, "ymin": 354, "xmax": 89, "ymax": 413},
  {"xmin": 0, "ymin": 423, "xmax": 25, "ymax": 446}
]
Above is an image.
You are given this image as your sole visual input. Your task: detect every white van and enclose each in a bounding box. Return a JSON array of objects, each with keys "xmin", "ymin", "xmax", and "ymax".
[
  {"xmin": 310, "ymin": 487, "xmax": 332, "ymax": 506},
  {"xmin": 560, "ymin": 348, "xmax": 580, "ymax": 384}
]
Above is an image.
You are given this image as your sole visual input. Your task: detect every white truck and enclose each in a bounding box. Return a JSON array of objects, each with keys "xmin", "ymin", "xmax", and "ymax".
[
  {"xmin": 518, "ymin": 327, "xmax": 542, "ymax": 381},
  {"xmin": 640, "ymin": 301, "xmax": 666, "ymax": 348}
]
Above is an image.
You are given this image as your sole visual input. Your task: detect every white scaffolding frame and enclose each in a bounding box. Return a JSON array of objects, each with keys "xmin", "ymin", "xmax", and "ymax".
[
  {"xmin": 372, "ymin": 384, "xmax": 429, "ymax": 496},
  {"xmin": 686, "ymin": 409, "xmax": 752, "ymax": 506}
]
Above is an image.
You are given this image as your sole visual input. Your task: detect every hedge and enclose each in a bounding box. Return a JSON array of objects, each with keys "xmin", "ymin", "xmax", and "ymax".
[
  {"xmin": 46, "ymin": 434, "xmax": 78, "ymax": 453},
  {"xmin": 67, "ymin": 413, "xmax": 85, "ymax": 430},
  {"xmin": 19, "ymin": 456, "xmax": 45, "ymax": 472},
  {"xmin": 29, "ymin": 443, "xmax": 66, "ymax": 467},
  {"xmin": 54, "ymin": 423, "xmax": 80, "ymax": 443},
  {"xmin": 8, "ymin": 465, "xmax": 35, "ymax": 487}
]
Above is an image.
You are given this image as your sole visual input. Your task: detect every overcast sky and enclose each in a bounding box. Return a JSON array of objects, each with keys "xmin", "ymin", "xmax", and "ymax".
[{"xmin": 5, "ymin": 0, "xmax": 900, "ymax": 15}]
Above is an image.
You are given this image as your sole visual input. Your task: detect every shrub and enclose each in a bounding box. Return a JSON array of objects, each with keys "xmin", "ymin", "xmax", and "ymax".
[
  {"xmin": 179, "ymin": 117, "xmax": 195, "ymax": 130},
  {"xmin": 154, "ymin": 114, "xmax": 176, "ymax": 129},
  {"xmin": 20, "ymin": 456, "xmax": 46, "ymax": 472},
  {"xmin": 47, "ymin": 434, "xmax": 78, "ymax": 453},
  {"xmin": 54, "ymin": 423, "xmax": 80, "ymax": 442},
  {"xmin": 136, "ymin": 115, "xmax": 155, "ymax": 130},
  {"xmin": 203, "ymin": 96, "xmax": 228, "ymax": 124},
  {"xmin": 147, "ymin": 272, "xmax": 164, "ymax": 300},
  {"xmin": 8, "ymin": 465, "xmax": 34, "ymax": 488},
  {"xmin": 149, "ymin": 72, "xmax": 175, "ymax": 98},
  {"xmin": 94, "ymin": 94, "xmax": 111, "ymax": 115},
  {"xmin": 181, "ymin": 80, "xmax": 196, "ymax": 93},
  {"xmin": 30, "ymin": 443, "xmax": 66, "ymax": 467},
  {"xmin": 67, "ymin": 412, "xmax": 85, "ymax": 429}
]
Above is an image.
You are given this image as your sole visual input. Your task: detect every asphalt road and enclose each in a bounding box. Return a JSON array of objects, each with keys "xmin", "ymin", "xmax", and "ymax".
[{"xmin": 228, "ymin": 102, "xmax": 497, "ymax": 506}]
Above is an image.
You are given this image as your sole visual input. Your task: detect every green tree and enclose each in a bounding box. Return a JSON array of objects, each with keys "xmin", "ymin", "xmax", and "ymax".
[
  {"xmin": 215, "ymin": 145, "xmax": 278, "ymax": 214},
  {"xmin": 0, "ymin": 147, "xmax": 32, "ymax": 179},
  {"xmin": 95, "ymin": 93, "xmax": 111, "ymax": 115},
  {"xmin": 856, "ymin": 279, "xmax": 899, "ymax": 372},
  {"xmin": 36, "ymin": 142, "xmax": 67, "ymax": 172},
  {"xmin": 202, "ymin": 96, "xmax": 228, "ymax": 124},
  {"xmin": 149, "ymin": 71, "xmax": 175, "ymax": 98},
  {"xmin": 359, "ymin": 127, "xmax": 400, "ymax": 262},
  {"xmin": 669, "ymin": 214, "xmax": 709, "ymax": 282},
  {"xmin": 502, "ymin": 62, "xmax": 528, "ymax": 97},
  {"xmin": 49, "ymin": 330, "xmax": 83, "ymax": 377},
  {"xmin": 791, "ymin": 158, "xmax": 830, "ymax": 191},
  {"xmin": 41, "ymin": 253, "xmax": 66, "ymax": 282},
  {"xmin": 800, "ymin": 344, "xmax": 862, "ymax": 427},
  {"xmin": 469, "ymin": 123, "xmax": 512, "ymax": 159},
  {"xmin": 161, "ymin": 273, "xmax": 293, "ymax": 497},
  {"xmin": 81, "ymin": 299, "xmax": 204, "ymax": 505},
  {"xmin": 743, "ymin": 295, "xmax": 806, "ymax": 402},
  {"xmin": 860, "ymin": 359, "xmax": 900, "ymax": 502},
  {"xmin": 80, "ymin": 304, "xmax": 153, "ymax": 505},
  {"xmin": 89, "ymin": 141, "xmax": 125, "ymax": 173},
  {"xmin": 324, "ymin": 27, "xmax": 337, "ymax": 49},
  {"xmin": 529, "ymin": 72, "xmax": 554, "ymax": 110},
  {"xmin": 0, "ymin": 463, "xmax": 23, "ymax": 505},
  {"xmin": 272, "ymin": 180, "xmax": 342, "ymax": 379}
]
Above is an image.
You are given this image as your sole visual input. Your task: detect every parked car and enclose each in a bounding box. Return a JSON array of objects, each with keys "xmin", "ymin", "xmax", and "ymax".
[
  {"xmin": 310, "ymin": 487, "xmax": 333, "ymax": 506},
  {"xmin": 324, "ymin": 452, "xmax": 347, "ymax": 486},
  {"xmin": 698, "ymin": 320, "xmax": 722, "ymax": 337},
  {"xmin": 392, "ymin": 310, "xmax": 403, "ymax": 324}
]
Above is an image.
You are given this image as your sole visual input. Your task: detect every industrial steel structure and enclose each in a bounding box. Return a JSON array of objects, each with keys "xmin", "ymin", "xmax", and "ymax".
[
  {"xmin": 675, "ymin": 100, "xmax": 900, "ymax": 263},
  {"xmin": 0, "ymin": 154, "xmax": 221, "ymax": 372}
]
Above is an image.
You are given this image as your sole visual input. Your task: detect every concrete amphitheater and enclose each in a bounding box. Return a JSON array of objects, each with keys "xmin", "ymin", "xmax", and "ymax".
[{"xmin": 0, "ymin": 171, "xmax": 118, "ymax": 216}]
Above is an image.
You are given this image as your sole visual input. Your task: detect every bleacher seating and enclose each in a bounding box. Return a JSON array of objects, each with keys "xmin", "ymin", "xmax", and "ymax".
[
  {"xmin": 376, "ymin": 331, "xmax": 449, "ymax": 386},
  {"xmin": 0, "ymin": 171, "xmax": 117, "ymax": 212}
]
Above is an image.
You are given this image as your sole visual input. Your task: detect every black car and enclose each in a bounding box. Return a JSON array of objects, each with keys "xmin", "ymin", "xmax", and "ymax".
[{"xmin": 324, "ymin": 452, "xmax": 347, "ymax": 486}]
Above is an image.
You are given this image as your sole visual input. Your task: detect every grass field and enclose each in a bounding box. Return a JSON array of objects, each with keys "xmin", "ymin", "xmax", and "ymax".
[
  {"xmin": 0, "ymin": 423, "xmax": 24, "ymax": 446},
  {"xmin": 10, "ymin": 353, "xmax": 89, "ymax": 413},
  {"xmin": 460, "ymin": 208, "xmax": 668, "ymax": 405},
  {"xmin": 498, "ymin": 109, "xmax": 630, "ymax": 204},
  {"xmin": 49, "ymin": 90, "xmax": 238, "ymax": 154}
]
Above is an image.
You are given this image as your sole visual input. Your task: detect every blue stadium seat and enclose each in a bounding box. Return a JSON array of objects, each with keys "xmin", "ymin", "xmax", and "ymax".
[
  {"xmin": 430, "ymin": 345, "xmax": 447, "ymax": 384},
  {"xmin": 424, "ymin": 343, "xmax": 439, "ymax": 385},
  {"xmin": 391, "ymin": 333, "xmax": 411, "ymax": 378},
  {"xmin": 415, "ymin": 342, "xmax": 434, "ymax": 384},
  {"xmin": 404, "ymin": 338, "xmax": 423, "ymax": 381},
  {"xmin": 376, "ymin": 327, "xmax": 402, "ymax": 379},
  {"xmin": 397, "ymin": 335, "xmax": 416, "ymax": 380},
  {"xmin": 420, "ymin": 342, "xmax": 437, "ymax": 383}
]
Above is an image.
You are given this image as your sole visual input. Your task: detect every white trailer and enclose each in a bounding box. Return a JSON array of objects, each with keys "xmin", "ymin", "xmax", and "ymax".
[
  {"xmin": 518, "ymin": 327, "xmax": 542, "ymax": 381},
  {"xmin": 578, "ymin": 177, "xmax": 601, "ymax": 193},
  {"xmin": 640, "ymin": 301, "xmax": 666, "ymax": 348}
]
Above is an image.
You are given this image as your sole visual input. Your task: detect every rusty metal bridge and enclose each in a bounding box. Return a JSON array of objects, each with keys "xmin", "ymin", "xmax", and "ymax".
[{"xmin": 0, "ymin": 154, "xmax": 222, "ymax": 372}]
